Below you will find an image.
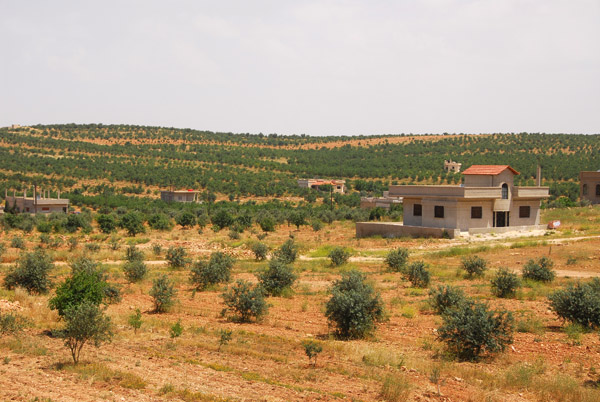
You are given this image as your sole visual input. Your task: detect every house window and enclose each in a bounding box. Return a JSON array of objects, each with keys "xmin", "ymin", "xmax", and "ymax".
[
  {"xmin": 471, "ymin": 206, "xmax": 482, "ymax": 219},
  {"xmin": 42, "ymin": 207, "xmax": 49, "ymax": 211},
  {"xmin": 413, "ymin": 204, "xmax": 422, "ymax": 216},
  {"xmin": 583, "ymin": 184, "xmax": 588, "ymax": 195},
  {"xmin": 434, "ymin": 205, "xmax": 444, "ymax": 218},
  {"xmin": 501, "ymin": 183, "xmax": 509, "ymax": 199},
  {"xmin": 596, "ymin": 184, "xmax": 600, "ymax": 196},
  {"xmin": 519, "ymin": 206, "xmax": 531, "ymax": 218}
]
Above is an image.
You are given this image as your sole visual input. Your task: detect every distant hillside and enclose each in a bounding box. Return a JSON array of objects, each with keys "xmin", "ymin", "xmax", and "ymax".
[{"xmin": 1, "ymin": 124, "xmax": 598, "ymax": 201}]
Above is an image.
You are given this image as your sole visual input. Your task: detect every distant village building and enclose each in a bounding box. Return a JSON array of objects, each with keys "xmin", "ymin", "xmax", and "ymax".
[
  {"xmin": 357, "ymin": 165, "xmax": 549, "ymax": 239},
  {"xmin": 160, "ymin": 189, "xmax": 201, "ymax": 203},
  {"xmin": 360, "ymin": 191, "xmax": 403, "ymax": 210},
  {"xmin": 298, "ymin": 179, "xmax": 346, "ymax": 194},
  {"xmin": 10, "ymin": 124, "xmax": 21, "ymax": 129},
  {"xmin": 4, "ymin": 187, "xmax": 69, "ymax": 214},
  {"xmin": 579, "ymin": 170, "xmax": 600, "ymax": 205},
  {"xmin": 444, "ymin": 160, "xmax": 462, "ymax": 173}
]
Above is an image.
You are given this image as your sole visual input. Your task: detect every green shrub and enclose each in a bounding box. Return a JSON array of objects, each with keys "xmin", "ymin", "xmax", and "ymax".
[
  {"xmin": 169, "ymin": 320, "xmax": 183, "ymax": 338},
  {"xmin": 250, "ymin": 242, "xmax": 269, "ymax": 261},
  {"xmin": 103, "ymin": 284, "xmax": 122, "ymax": 305},
  {"xmin": 147, "ymin": 213, "xmax": 173, "ymax": 231},
  {"xmin": 328, "ymin": 247, "xmax": 350, "ymax": 267},
  {"xmin": 273, "ymin": 238, "xmax": 298, "ymax": 264},
  {"xmin": 149, "ymin": 275, "xmax": 177, "ymax": 313},
  {"xmin": 66, "ymin": 237, "xmax": 77, "ymax": 252},
  {"xmin": 301, "ymin": 339, "xmax": 323, "ymax": 366},
  {"xmin": 405, "ymin": 261, "xmax": 430, "ymax": 288},
  {"xmin": 4, "ymin": 249, "xmax": 54, "ymax": 294},
  {"xmin": 128, "ymin": 308, "xmax": 143, "ymax": 334},
  {"xmin": 96, "ymin": 214, "xmax": 117, "ymax": 234},
  {"xmin": 39, "ymin": 233, "xmax": 51, "ymax": 245},
  {"xmin": 385, "ymin": 248, "xmax": 409, "ymax": 272},
  {"xmin": 311, "ymin": 220, "xmax": 323, "ymax": 232},
  {"xmin": 0, "ymin": 242, "xmax": 5, "ymax": 259},
  {"xmin": 84, "ymin": 243, "xmax": 101, "ymax": 253},
  {"xmin": 461, "ymin": 255, "xmax": 487, "ymax": 278},
  {"xmin": 125, "ymin": 245, "xmax": 144, "ymax": 262},
  {"xmin": 523, "ymin": 257, "xmax": 555, "ymax": 282},
  {"xmin": 189, "ymin": 252, "xmax": 235, "ymax": 290},
  {"xmin": 257, "ymin": 259, "xmax": 297, "ymax": 296},
  {"xmin": 437, "ymin": 300, "xmax": 514, "ymax": 361},
  {"xmin": 325, "ymin": 270, "xmax": 384, "ymax": 339},
  {"xmin": 176, "ymin": 211, "xmax": 197, "ymax": 228},
  {"xmin": 490, "ymin": 268, "xmax": 521, "ymax": 298},
  {"xmin": 123, "ymin": 260, "xmax": 148, "ymax": 283},
  {"xmin": 257, "ymin": 216, "xmax": 276, "ymax": 232},
  {"xmin": 221, "ymin": 280, "xmax": 268, "ymax": 322},
  {"xmin": 152, "ymin": 244, "xmax": 162, "ymax": 256},
  {"xmin": 165, "ymin": 246, "xmax": 189, "ymax": 269},
  {"xmin": 49, "ymin": 263, "xmax": 107, "ymax": 317},
  {"xmin": 228, "ymin": 229, "xmax": 240, "ymax": 240},
  {"xmin": 10, "ymin": 236, "xmax": 25, "ymax": 249},
  {"xmin": 0, "ymin": 312, "xmax": 29, "ymax": 335},
  {"xmin": 429, "ymin": 285, "xmax": 467, "ymax": 314},
  {"xmin": 211, "ymin": 209, "xmax": 234, "ymax": 230},
  {"xmin": 36, "ymin": 220, "xmax": 53, "ymax": 233},
  {"xmin": 218, "ymin": 329, "xmax": 232, "ymax": 351},
  {"xmin": 548, "ymin": 280, "xmax": 600, "ymax": 328},
  {"xmin": 59, "ymin": 301, "xmax": 113, "ymax": 364},
  {"xmin": 119, "ymin": 211, "xmax": 145, "ymax": 236}
]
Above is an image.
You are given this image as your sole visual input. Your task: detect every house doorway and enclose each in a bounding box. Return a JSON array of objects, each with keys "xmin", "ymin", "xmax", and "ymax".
[{"xmin": 494, "ymin": 211, "xmax": 509, "ymax": 227}]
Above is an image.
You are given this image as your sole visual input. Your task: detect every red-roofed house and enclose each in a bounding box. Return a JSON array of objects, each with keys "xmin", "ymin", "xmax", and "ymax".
[{"xmin": 356, "ymin": 165, "xmax": 549, "ymax": 238}]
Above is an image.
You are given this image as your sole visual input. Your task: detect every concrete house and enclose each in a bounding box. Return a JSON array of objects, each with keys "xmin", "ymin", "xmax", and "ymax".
[
  {"xmin": 298, "ymin": 179, "xmax": 346, "ymax": 194},
  {"xmin": 444, "ymin": 160, "xmax": 462, "ymax": 173},
  {"xmin": 579, "ymin": 171, "xmax": 600, "ymax": 204},
  {"xmin": 5, "ymin": 188, "xmax": 69, "ymax": 214},
  {"xmin": 160, "ymin": 189, "xmax": 201, "ymax": 203},
  {"xmin": 357, "ymin": 165, "xmax": 549, "ymax": 238}
]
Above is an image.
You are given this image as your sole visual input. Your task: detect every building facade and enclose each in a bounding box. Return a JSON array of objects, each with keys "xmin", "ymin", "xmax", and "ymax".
[
  {"xmin": 160, "ymin": 190, "xmax": 201, "ymax": 203},
  {"xmin": 580, "ymin": 171, "xmax": 600, "ymax": 205},
  {"xmin": 5, "ymin": 188, "xmax": 69, "ymax": 214},
  {"xmin": 444, "ymin": 160, "xmax": 462, "ymax": 173},
  {"xmin": 357, "ymin": 165, "xmax": 549, "ymax": 238},
  {"xmin": 297, "ymin": 179, "xmax": 346, "ymax": 194}
]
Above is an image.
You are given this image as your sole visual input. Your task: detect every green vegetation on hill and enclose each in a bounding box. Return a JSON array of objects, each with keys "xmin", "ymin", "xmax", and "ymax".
[{"xmin": 1, "ymin": 124, "xmax": 598, "ymax": 205}]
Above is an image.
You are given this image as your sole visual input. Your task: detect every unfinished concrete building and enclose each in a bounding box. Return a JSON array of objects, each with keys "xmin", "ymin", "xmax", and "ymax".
[
  {"xmin": 160, "ymin": 189, "xmax": 201, "ymax": 203},
  {"xmin": 444, "ymin": 160, "xmax": 462, "ymax": 173},
  {"xmin": 4, "ymin": 187, "xmax": 69, "ymax": 214},
  {"xmin": 580, "ymin": 171, "xmax": 600, "ymax": 205},
  {"xmin": 357, "ymin": 165, "xmax": 549, "ymax": 238},
  {"xmin": 298, "ymin": 179, "xmax": 346, "ymax": 194}
]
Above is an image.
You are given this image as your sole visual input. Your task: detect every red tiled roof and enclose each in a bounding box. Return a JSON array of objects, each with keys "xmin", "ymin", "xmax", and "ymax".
[{"xmin": 462, "ymin": 165, "xmax": 519, "ymax": 175}]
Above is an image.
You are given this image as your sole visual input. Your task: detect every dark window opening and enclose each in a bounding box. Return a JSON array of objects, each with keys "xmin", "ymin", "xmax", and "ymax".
[
  {"xmin": 413, "ymin": 204, "xmax": 422, "ymax": 216},
  {"xmin": 596, "ymin": 184, "xmax": 600, "ymax": 196},
  {"xmin": 471, "ymin": 206, "xmax": 482, "ymax": 219},
  {"xmin": 519, "ymin": 206, "xmax": 531, "ymax": 218},
  {"xmin": 434, "ymin": 205, "xmax": 444, "ymax": 218},
  {"xmin": 501, "ymin": 183, "xmax": 509, "ymax": 199}
]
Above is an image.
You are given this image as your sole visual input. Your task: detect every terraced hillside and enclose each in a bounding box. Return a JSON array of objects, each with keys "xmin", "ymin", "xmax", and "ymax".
[{"xmin": 1, "ymin": 124, "xmax": 599, "ymax": 201}]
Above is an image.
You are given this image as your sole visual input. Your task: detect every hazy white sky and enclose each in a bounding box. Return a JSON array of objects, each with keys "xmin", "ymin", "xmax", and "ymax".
[{"xmin": 1, "ymin": 1, "xmax": 598, "ymax": 135}]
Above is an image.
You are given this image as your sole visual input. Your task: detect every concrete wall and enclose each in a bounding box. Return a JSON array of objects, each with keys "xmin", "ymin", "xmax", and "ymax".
[
  {"xmin": 420, "ymin": 199, "xmax": 458, "ymax": 229},
  {"xmin": 580, "ymin": 172, "xmax": 600, "ymax": 205},
  {"xmin": 356, "ymin": 222, "xmax": 460, "ymax": 239},
  {"xmin": 510, "ymin": 200, "xmax": 542, "ymax": 226},
  {"xmin": 402, "ymin": 198, "xmax": 422, "ymax": 226},
  {"xmin": 455, "ymin": 200, "xmax": 494, "ymax": 231},
  {"xmin": 463, "ymin": 171, "xmax": 515, "ymax": 188}
]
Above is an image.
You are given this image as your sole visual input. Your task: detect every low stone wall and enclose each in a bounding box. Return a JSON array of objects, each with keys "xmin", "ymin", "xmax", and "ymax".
[
  {"xmin": 355, "ymin": 222, "xmax": 460, "ymax": 239},
  {"xmin": 467, "ymin": 225, "xmax": 547, "ymax": 235}
]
